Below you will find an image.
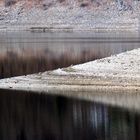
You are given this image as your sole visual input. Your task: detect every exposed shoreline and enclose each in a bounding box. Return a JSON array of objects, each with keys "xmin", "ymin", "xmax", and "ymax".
[{"xmin": 0, "ymin": 24, "xmax": 139, "ymax": 32}]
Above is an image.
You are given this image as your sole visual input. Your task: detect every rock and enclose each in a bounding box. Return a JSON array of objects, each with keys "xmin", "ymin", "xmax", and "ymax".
[
  {"xmin": 80, "ymin": 2, "xmax": 89, "ymax": 7},
  {"xmin": 0, "ymin": 17, "xmax": 4, "ymax": 20}
]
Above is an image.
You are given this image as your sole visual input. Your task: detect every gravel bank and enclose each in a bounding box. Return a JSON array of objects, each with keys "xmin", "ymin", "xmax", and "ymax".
[{"xmin": 0, "ymin": 1, "xmax": 139, "ymax": 31}]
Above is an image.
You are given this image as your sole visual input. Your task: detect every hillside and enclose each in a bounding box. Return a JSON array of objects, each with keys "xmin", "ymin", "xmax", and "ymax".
[{"xmin": 0, "ymin": 0, "xmax": 139, "ymax": 31}]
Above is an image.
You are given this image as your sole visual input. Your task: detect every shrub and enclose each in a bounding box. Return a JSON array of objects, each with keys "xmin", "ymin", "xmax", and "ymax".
[{"xmin": 5, "ymin": 0, "xmax": 17, "ymax": 7}]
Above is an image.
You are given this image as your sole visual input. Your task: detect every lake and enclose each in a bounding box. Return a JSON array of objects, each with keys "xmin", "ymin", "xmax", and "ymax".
[
  {"xmin": 0, "ymin": 32, "xmax": 140, "ymax": 78},
  {"xmin": 0, "ymin": 89, "xmax": 139, "ymax": 140}
]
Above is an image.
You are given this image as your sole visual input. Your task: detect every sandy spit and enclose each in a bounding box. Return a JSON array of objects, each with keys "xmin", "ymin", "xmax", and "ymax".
[{"xmin": 0, "ymin": 48, "xmax": 140, "ymax": 93}]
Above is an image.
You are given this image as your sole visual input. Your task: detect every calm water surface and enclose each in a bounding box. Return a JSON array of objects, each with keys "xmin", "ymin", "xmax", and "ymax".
[
  {"xmin": 0, "ymin": 32, "xmax": 140, "ymax": 78},
  {"xmin": 0, "ymin": 89, "xmax": 140, "ymax": 140}
]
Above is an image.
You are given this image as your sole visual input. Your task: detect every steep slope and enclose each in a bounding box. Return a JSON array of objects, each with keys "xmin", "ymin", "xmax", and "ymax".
[{"xmin": 0, "ymin": 0, "xmax": 139, "ymax": 31}]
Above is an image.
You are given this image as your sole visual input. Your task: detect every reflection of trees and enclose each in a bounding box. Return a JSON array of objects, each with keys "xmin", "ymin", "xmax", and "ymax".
[
  {"xmin": 0, "ymin": 89, "xmax": 140, "ymax": 140},
  {"xmin": 0, "ymin": 49, "xmax": 99, "ymax": 78},
  {"xmin": 116, "ymin": 0, "xmax": 133, "ymax": 11},
  {"xmin": 108, "ymin": 108, "xmax": 136, "ymax": 140},
  {"xmin": 0, "ymin": 33, "xmax": 139, "ymax": 79}
]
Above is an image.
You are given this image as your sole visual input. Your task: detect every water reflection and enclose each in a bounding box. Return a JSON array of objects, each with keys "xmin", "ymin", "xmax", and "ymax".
[
  {"xmin": 0, "ymin": 89, "xmax": 140, "ymax": 140},
  {"xmin": 0, "ymin": 32, "xmax": 140, "ymax": 78}
]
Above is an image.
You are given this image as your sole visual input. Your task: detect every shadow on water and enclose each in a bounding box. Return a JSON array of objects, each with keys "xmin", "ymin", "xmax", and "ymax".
[
  {"xmin": 0, "ymin": 89, "xmax": 140, "ymax": 140},
  {"xmin": 0, "ymin": 32, "xmax": 140, "ymax": 78}
]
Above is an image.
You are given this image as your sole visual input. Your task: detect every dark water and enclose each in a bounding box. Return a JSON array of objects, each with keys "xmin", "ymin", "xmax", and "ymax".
[
  {"xmin": 0, "ymin": 32, "xmax": 140, "ymax": 78},
  {"xmin": 0, "ymin": 89, "xmax": 140, "ymax": 140}
]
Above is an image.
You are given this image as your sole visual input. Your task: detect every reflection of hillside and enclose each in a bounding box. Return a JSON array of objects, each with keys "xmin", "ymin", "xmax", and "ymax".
[
  {"xmin": 0, "ymin": 89, "xmax": 139, "ymax": 140},
  {"xmin": 0, "ymin": 48, "xmax": 100, "ymax": 78},
  {"xmin": 0, "ymin": 32, "xmax": 140, "ymax": 78}
]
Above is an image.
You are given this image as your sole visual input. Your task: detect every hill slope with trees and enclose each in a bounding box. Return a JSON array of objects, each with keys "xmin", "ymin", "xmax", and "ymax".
[{"xmin": 0, "ymin": 0, "xmax": 139, "ymax": 31}]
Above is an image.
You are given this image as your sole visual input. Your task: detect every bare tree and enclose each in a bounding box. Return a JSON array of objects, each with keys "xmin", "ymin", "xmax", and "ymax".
[
  {"xmin": 5, "ymin": 0, "xmax": 17, "ymax": 6},
  {"xmin": 116, "ymin": 0, "xmax": 133, "ymax": 10}
]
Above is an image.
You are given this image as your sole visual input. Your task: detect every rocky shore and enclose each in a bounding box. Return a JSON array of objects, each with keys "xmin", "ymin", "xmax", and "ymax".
[{"xmin": 0, "ymin": 0, "xmax": 139, "ymax": 31}]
